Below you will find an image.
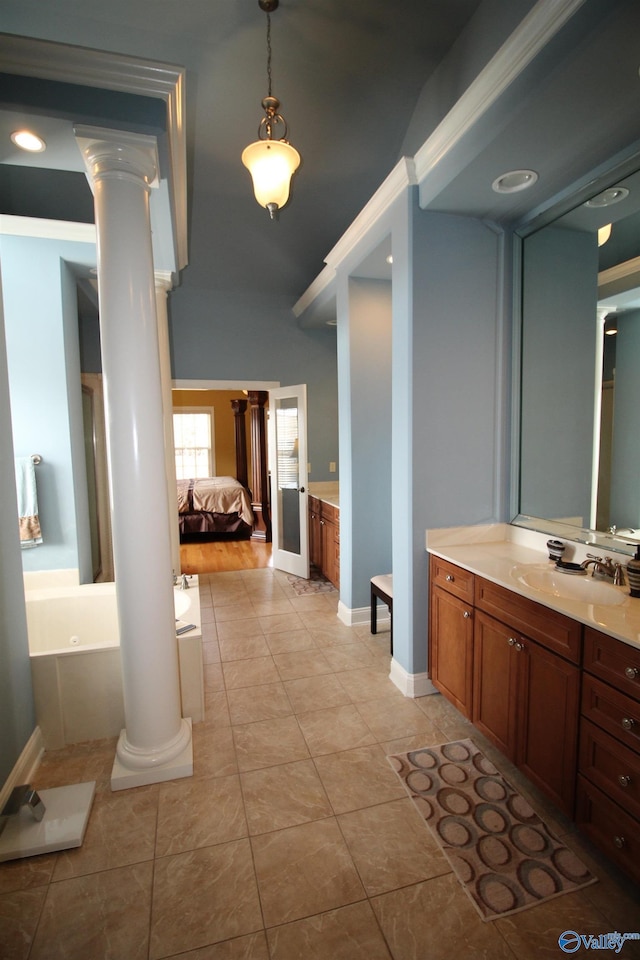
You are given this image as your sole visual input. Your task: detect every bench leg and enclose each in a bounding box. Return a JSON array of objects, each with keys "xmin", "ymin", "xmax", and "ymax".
[{"xmin": 370, "ymin": 587, "xmax": 378, "ymax": 635}]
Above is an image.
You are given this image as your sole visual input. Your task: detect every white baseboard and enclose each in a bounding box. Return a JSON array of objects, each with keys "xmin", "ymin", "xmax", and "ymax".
[
  {"xmin": 337, "ymin": 601, "xmax": 390, "ymax": 628},
  {"xmin": 0, "ymin": 727, "xmax": 44, "ymax": 813},
  {"xmin": 389, "ymin": 660, "xmax": 438, "ymax": 699}
]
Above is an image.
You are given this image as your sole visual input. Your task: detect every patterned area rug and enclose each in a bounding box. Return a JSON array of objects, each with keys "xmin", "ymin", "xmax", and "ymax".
[
  {"xmin": 389, "ymin": 739, "xmax": 596, "ymax": 921},
  {"xmin": 286, "ymin": 567, "xmax": 336, "ymax": 595}
]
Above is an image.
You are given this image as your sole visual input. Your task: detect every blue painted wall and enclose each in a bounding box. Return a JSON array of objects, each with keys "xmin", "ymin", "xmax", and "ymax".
[{"xmin": 1, "ymin": 234, "xmax": 95, "ymax": 577}]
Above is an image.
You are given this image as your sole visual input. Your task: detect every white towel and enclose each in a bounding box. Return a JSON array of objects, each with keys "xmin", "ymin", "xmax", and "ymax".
[{"xmin": 14, "ymin": 457, "xmax": 43, "ymax": 548}]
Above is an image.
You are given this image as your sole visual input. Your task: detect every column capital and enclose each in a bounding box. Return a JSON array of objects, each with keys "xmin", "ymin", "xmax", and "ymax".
[{"xmin": 75, "ymin": 124, "xmax": 160, "ymax": 190}]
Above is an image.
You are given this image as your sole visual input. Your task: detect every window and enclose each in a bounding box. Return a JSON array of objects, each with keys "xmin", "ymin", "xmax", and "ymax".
[
  {"xmin": 275, "ymin": 404, "xmax": 299, "ymax": 488},
  {"xmin": 173, "ymin": 408, "xmax": 215, "ymax": 479}
]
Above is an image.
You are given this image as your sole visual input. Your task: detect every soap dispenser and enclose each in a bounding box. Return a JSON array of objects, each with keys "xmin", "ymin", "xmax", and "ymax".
[{"xmin": 627, "ymin": 545, "xmax": 640, "ymax": 598}]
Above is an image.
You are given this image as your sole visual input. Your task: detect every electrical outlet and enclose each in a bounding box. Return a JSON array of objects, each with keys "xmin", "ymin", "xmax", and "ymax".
[{"xmin": 329, "ymin": 461, "xmax": 336, "ymax": 473}]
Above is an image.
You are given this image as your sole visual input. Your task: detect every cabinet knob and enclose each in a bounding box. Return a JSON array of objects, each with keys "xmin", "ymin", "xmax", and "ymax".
[
  {"xmin": 445, "ymin": 574, "xmax": 454, "ymax": 582},
  {"xmin": 508, "ymin": 637, "xmax": 516, "ymax": 646},
  {"xmin": 613, "ymin": 835, "xmax": 626, "ymax": 849},
  {"xmin": 625, "ymin": 666, "xmax": 639, "ymax": 680},
  {"xmin": 514, "ymin": 641, "xmax": 525, "ymax": 652},
  {"xmin": 463, "ymin": 611, "xmax": 471, "ymax": 619},
  {"xmin": 621, "ymin": 717, "xmax": 636, "ymax": 732},
  {"xmin": 618, "ymin": 774, "xmax": 632, "ymax": 788}
]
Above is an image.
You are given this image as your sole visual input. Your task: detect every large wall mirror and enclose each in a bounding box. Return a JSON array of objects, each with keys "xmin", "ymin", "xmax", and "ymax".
[{"xmin": 516, "ymin": 148, "xmax": 640, "ymax": 556}]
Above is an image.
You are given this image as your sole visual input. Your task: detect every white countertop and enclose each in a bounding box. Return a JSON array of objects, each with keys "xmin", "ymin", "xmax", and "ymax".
[
  {"xmin": 308, "ymin": 482, "xmax": 339, "ymax": 508},
  {"xmin": 426, "ymin": 524, "xmax": 640, "ymax": 651}
]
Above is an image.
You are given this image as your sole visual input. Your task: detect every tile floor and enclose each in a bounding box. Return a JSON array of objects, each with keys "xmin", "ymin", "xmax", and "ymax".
[{"xmin": 1, "ymin": 567, "xmax": 639, "ymax": 960}]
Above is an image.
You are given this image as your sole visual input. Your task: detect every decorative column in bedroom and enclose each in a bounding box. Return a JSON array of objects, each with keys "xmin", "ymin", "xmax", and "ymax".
[
  {"xmin": 155, "ymin": 273, "xmax": 181, "ymax": 577},
  {"xmin": 230, "ymin": 398, "xmax": 249, "ymax": 489},
  {"xmin": 247, "ymin": 390, "xmax": 272, "ymax": 541},
  {"xmin": 75, "ymin": 126, "xmax": 192, "ymax": 789}
]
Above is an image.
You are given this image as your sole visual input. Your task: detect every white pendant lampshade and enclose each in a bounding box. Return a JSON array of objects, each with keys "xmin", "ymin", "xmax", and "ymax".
[{"xmin": 242, "ymin": 139, "xmax": 301, "ymax": 216}]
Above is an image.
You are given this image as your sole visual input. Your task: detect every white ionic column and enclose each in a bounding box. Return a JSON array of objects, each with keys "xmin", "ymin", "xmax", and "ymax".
[
  {"xmin": 75, "ymin": 126, "xmax": 192, "ymax": 789},
  {"xmin": 155, "ymin": 275, "xmax": 181, "ymax": 577}
]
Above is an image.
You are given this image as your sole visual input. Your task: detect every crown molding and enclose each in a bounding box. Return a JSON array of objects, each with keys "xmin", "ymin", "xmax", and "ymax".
[
  {"xmin": 414, "ymin": 0, "xmax": 587, "ymax": 199},
  {"xmin": 0, "ymin": 33, "xmax": 187, "ymax": 271},
  {"xmin": 0, "ymin": 215, "xmax": 96, "ymax": 244}
]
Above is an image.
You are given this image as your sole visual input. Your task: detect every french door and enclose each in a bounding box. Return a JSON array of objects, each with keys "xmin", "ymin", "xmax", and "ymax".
[{"xmin": 268, "ymin": 384, "xmax": 309, "ymax": 578}]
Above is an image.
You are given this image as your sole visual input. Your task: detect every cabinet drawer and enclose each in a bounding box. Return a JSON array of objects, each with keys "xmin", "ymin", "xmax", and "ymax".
[
  {"xmin": 584, "ymin": 628, "xmax": 640, "ymax": 700},
  {"xmin": 579, "ymin": 718, "xmax": 640, "ymax": 821},
  {"xmin": 475, "ymin": 577, "xmax": 581, "ymax": 664},
  {"xmin": 576, "ymin": 775, "xmax": 640, "ymax": 887},
  {"xmin": 581, "ymin": 674, "xmax": 640, "ymax": 754},
  {"xmin": 320, "ymin": 501, "xmax": 339, "ymax": 524},
  {"xmin": 430, "ymin": 555, "xmax": 474, "ymax": 604}
]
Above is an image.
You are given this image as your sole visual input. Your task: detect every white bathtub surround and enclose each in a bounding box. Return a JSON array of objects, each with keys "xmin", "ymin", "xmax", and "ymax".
[
  {"xmin": 26, "ymin": 582, "xmax": 203, "ymax": 751},
  {"xmin": 0, "ymin": 781, "xmax": 95, "ymax": 863},
  {"xmin": 75, "ymin": 127, "xmax": 191, "ymax": 788}
]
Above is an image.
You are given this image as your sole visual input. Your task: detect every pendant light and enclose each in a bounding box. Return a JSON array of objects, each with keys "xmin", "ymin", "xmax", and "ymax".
[{"xmin": 242, "ymin": 0, "xmax": 300, "ymax": 220}]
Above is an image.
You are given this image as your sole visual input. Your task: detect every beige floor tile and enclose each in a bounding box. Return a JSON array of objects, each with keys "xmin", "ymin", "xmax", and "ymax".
[
  {"xmin": 380, "ymin": 727, "xmax": 450, "ymax": 756},
  {"xmin": 150, "ymin": 840, "xmax": 262, "ymax": 959},
  {"xmin": 338, "ymin": 798, "xmax": 451, "ymax": 896},
  {"xmin": 203, "ymin": 662, "xmax": 225, "ymax": 692},
  {"xmin": 200, "ymin": 604, "xmax": 216, "ymax": 624},
  {"xmin": 203, "ymin": 689, "xmax": 231, "ymax": 727},
  {"xmin": 251, "ymin": 818, "xmax": 366, "ymax": 927},
  {"xmin": 264, "ymin": 628, "xmax": 316, "ymax": 655},
  {"xmin": 233, "ymin": 716, "xmax": 310, "ymax": 772},
  {"xmin": 219, "ymin": 635, "xmax": 272, "ymax": 662},
  {"xmin": 289, "ymin": 594, "xmax": 339, "ymax": 614},
  {"xmin": 309, "ymin": 623, "xmax": 361, "ymax": 646},
  {"xmin": 251, "ymin": 599, "xmax": 295, "ymax": 618},
  {"xmin": 227, "ymin": 681, "xmax": 293, "ymax": 724},
  {"xmin": 355, "ymin": 695, "xmax": 435, "ymax": 741},
  {"xmin": 284, "ymin": 674, "xmax": 352, "ymax": 713},
  {"xmin": 31, "ymin": 861, "xmax": 153, "ymax": 960},
  {"xmin": 0, "ymin": 854, "xmax": 56, "ymax": 896},
  {"xmin": 241, "ymin": 759, "xmax": 332, "ymax": 834},
  {"xmin": 222, "ymin": 656, "xmax": 280, "ymax": 689},
  {"xmin": 336, "ymin": 666, "xmax": 403, "ymax": 703},
  {"xmin": 192, "ymin": 723, "xmax": 238, "ymax": 777},
  {"xmin": 217, "ymin": 618, "xmax": 264, "ymax": 640},
  {"xmin": 266, "ymin": 901, "xmax": 392, "ymax": 960},
  {"xmin": 313, "ymin": 744, "xmax": 407, "ymax": 814},
  {"xmin": 203, "ymin": 639, "xmax": 221, "ymax": 663},
  {"xmin": 214, "ymin": 602, "xmax": 256, "ymax": 623},
  {"xmin": 212, "ymin": 585, "xmax": 250, "ymax": 607},
  {"xmin": 155, "ymin": 774, "xmax": 247, "ymax": 857},
  {"xmin": 371, "ymin": 875, "xmax": 517, "ymax": 960},
  {"xmin": 0, "ymin": 887, "xmax": 47, "ymax": 960},
  {"xmin": 53, "ymin": 785, "xmax": 158, "ymax": 880},
  {"xmin": 296, "ymin": 704, "xmax": 377, "ymax": 756},
  {"xmin": 273, "ymin": 649, "xmax": 333, "ymax": 681},
  {"xmin": 321, "ymin": 642, "xmax": 378, "ymax": 672},
  {"xmin": 260, "ymin": 611, "xmax": 306, "ymax": 635},
  {"xmin": 168, "ymin": 932, "xmax": 270, "ymax": 959}
]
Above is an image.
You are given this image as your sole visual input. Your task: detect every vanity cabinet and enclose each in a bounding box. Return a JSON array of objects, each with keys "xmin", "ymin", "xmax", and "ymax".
[
  {"xmin": 429, "ymin": 557, "xmax": 580, "ymax": 817},
  {"xmin": 576, "ymin": 627, "xmax": 640, "ymax": 884},
  {"xmin": 308, "ymin": 496, "xmax": 340, "ymax": 589}
]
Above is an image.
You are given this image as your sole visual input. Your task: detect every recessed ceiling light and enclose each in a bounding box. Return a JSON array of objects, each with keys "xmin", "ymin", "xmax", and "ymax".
[
  {"xmin": 491, "ymin": 169, "xmax": 538, "ymax": 194},
  {"xmin": 11, "ymin": 129, "xmax": 46, "ymax": 153},
  {"xmin": 585, "ymin": 186, "xmax": 629, "ymax": 208},
  {"xmin": 385, "ymin": 254, "xmax": 393, "ymax": 265}
]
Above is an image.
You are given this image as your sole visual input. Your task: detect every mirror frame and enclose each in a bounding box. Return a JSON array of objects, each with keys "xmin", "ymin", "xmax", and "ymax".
[{"xmin": 510, "ymin": 140, "xmax": 640, "ymax": 558}]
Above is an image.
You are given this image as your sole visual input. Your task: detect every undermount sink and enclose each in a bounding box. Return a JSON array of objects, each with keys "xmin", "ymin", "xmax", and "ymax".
[{"xmin": 513, "ymin": 566, "xmax": 627, "ymax": 606}]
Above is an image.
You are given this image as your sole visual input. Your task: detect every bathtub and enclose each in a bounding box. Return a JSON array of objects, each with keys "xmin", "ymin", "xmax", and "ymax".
[{"xmin": 25, "ymin": 578, "xmax": 204, "ymax": 749}]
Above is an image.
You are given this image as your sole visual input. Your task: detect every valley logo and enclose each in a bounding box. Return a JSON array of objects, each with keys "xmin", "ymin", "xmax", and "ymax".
[{"xmin": 559, "ymin": 930, "xmax": 640, "ymax": 953}]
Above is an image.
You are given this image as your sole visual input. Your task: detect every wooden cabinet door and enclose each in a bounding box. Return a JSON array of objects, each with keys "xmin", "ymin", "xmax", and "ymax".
[
  {"xmin": 430, "ymin": 585, "xmax": 474, "ymax": 718},
  {"xmin": 308, "ymin": 499, "xmax": 322, "ymax": 569},
  {"xmin": 321, "ymin": 517, "xmax": 339, "ymax": 588},
  {"xmin": 472, "ymin": 611, "xmax": 519, "ymax": 761},
  {"xmin": 517, "ymin": 637, "xmax": 580, "ymax": 817}
]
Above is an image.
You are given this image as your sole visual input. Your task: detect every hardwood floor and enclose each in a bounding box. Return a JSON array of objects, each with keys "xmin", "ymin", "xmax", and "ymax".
[{"xmin": 179, "ymin": 537, "xmax": 273, "ymax": 574}]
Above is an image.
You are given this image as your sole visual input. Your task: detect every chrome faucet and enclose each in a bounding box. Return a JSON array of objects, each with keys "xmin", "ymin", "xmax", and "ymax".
[
  {"xmin": 580, "ymin": 554, "xmax": 626, "ymax": 585},
  {"xmin": 172, "ymin": 573, "xmax": 192, "ymax": 589}
]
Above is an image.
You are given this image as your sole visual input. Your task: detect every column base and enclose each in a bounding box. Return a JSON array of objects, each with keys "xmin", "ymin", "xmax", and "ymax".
[{"xmin": 111, "ymin": 718, "xmax": 193, "ymax": 791}]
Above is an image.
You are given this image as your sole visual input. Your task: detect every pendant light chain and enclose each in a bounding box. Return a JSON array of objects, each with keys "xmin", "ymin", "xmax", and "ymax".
[{"xmin": 266, "ymin": 12, "xmax": 273, "ymax": 99}]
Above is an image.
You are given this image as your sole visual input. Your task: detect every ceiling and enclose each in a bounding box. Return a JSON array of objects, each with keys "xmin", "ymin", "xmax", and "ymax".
[
  {"xmin": 1, "ymin": 0, "xmax": 640, "ymax": 316},
  {"xmin": 0, "ymin": 0, "xmax": 484, "ymax": 302}
]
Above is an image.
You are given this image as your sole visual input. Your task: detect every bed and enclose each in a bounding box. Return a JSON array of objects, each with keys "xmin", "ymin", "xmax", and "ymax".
[{"xmin": 177, "ymin": 476, "xmax": 255, "ymax": 538}]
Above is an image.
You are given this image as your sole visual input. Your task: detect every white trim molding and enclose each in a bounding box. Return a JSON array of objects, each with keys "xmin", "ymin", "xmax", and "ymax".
[
  {"xmin": 389, "ymin": 661, "xmax": 438, "ymax": 699},
  {"xmin": 415, "ymin": 0, "xmax": 588, "ymax": 200},
  {"xmin": 0, "ymin": 33, "xmax": 187, "ymax": 272},
  {"xmin": 0, "ymin": 727, "xmax": 44, "ymax": 815},
  {"xmin": 0, "ymin": 215, "xmax": 96, "ymax": 244}
]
